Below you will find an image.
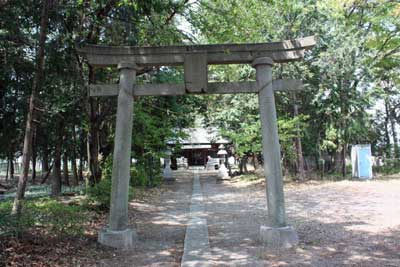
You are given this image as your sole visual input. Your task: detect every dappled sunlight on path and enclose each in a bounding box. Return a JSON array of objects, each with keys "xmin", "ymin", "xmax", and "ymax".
[
  {"xmin": 202, "ymin": 176, "xmax": 400, "ymax": 266},
  {"xmin": 94, "ymin": 171, "xmax": 400, "ymax": 266},
  {"xmin": 96, "ymin": 174, "xmax": 193, "ymax": 267}
]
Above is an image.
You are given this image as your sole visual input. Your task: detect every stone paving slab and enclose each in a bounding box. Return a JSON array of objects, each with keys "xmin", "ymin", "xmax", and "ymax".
[{"xmin": 181, "ymin": 170, "xmax": 212, "ymax": 267}]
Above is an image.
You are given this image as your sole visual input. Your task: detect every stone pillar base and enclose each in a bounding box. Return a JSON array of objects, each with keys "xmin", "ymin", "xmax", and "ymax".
[
  {"xmin": 98, "ymin": 228, "xmax": 137, "ymax": 249},
  {"xmin": 163, "ymin": 167, "xmax": 175, "ymax": 181},
  {"xmin": 260, "ymin": 225, "xmax": 299, "ymax": 249}
]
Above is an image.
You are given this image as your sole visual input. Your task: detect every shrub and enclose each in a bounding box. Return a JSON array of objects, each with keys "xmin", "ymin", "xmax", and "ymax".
[
  {"xmin": 374, "ymin": 158, "xmax": 400, "ymax": 175},
  {"xmin": 86, "ymin": 155, "xmax": 133, "ymax": 210},
  {"xmin": 33, "ymin": 198, "xmax": 86, "ymax": 237},
  {"xmin": 86, "ymin": 154, "xmax": 164, "ymax": 210},
  {"xmin": 131, "ymin": 164, "xmax": 148, "ymax": 187},
  {"xmin": 131, "ymin": 157, "xmax": 162, "ymax": 187},
  {"xmin": 0, "ymin": 201, "xmax": 35, "ymax": 238},
  {"xmin": 0, "ymin": 199, "xmax": 86, "ymax": 238},
  {"xmin": 86, "ymin": 177, "xmax": 113, "ymax": 210}
]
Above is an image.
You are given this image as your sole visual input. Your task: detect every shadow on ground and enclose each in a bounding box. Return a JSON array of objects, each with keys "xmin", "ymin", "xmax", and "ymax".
[{"xmin": 200, "ymin": 174, "xmax": 400, "ymax": 267}]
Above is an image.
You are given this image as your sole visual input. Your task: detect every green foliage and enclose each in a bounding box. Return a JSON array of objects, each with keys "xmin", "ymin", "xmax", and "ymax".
[
  {"xmin": 1, "ymin": 0, "xmax": 399, "ymax": 188},
  {"xmin": 33, "ymin": 199, "xmax": 86, "ymax": 236},
  {"xmin": 86, "ymin": 155, "xmax": 141, "ymax": 210},
  {"xmin": 131, "ymin": 164, "xmax": 149, "ymax": 187},
  {"xmin": 192, "ymin": 0, "xmax": 400, "ymax": 175},
  {"xmin": 0, "ymin": 201, "xmax": 35, "ymax": 238},
  {"xmin": 85, "ymin": 152, "xmax": 163, "ymax": 210},
  {"xmin": 0, "ymin": 199, "xmax": 86, "ymax": 238},
  {"xmin": 86, "ymin": 156, "xmax": 115, "ymax": 210},
  {"xmin": 278, "ymin": 115, "xmax": 309, "ymax": 164},
  {"xmin": 374, "ymin": 159, "xmax": 400, "ymax": 175},
  {"xmin": 131, "ymin": 159, "xmax": 163, "ymax": 187},
  {"xmin": 86, "ymin": 177, "xmax": 114, "ymax": 211}
]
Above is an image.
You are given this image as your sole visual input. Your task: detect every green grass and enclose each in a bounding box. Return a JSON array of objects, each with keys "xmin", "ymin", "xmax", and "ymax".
[{"xmin": 0, "ymin": 197, "xmax": 88, "ymax": 238}]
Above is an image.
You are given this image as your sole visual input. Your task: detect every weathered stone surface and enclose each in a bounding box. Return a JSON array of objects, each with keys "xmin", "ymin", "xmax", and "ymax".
[
  {"xmin": 254, "ymin": 57, "xmax": 287, "ymax": 228},
  {"xmin": 78, "ymin": 36, "xmax": 316, "ymax": 67},
  {"xmin": 90, "ymin": 79, "xmax": 302, "ymax": 97},
  {"xmin": 108, "ymin": 63, "xmax": 137, "ymax": 232},
  {"xmin": 260, "ymin": 225, "xmax": 299, "ymax": 249},
  {"xmin": 184, "ymin": 53, "xmax": 208, "ymax": 93},
  {"xmin": 163, "ymin": 156, "xmax": 175, "ymax": 181},
  {"xmin": 98, "ymin": 228, "xmax": 137, "ymax": 249},
  {"xmin": 84, "ymin": 35, "xmax": 315, "ymax": 252}
]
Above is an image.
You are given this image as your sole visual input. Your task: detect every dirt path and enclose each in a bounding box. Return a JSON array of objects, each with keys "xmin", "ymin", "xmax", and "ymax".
[
  {"xmin": 4, "ymin": 170, "xmax": 398, "ymax": 266},
  {"xmin": 95, "ymin": 171, "xmax": 400, "ymax": 267},
  {"xmin": 96, "ymin": 171, "xmax": 193, "ymax": 267},
  {"xmin": 200, "ymin": 174, "xmax": 400, "ymax": 267}
]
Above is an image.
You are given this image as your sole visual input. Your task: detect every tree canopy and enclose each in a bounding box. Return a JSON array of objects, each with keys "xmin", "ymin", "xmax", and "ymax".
[{"xmin": 0, "ymin": 0, "xmax": 399, "ymax": 185}]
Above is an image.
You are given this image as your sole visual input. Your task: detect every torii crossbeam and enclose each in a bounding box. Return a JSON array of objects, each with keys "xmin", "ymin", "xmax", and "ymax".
[{"xmin": 78, "ymin": 36, "xmax": 316, "ymax": 249}]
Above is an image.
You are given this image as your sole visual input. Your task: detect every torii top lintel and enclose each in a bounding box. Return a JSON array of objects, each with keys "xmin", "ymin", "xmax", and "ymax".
[{"xmin": 77, "ymin": 36, "xmax": 315, "ymax": 67}]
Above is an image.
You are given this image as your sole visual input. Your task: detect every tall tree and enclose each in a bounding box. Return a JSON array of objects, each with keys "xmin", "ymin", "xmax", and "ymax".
[{"xmin": 12, "ymin": 0, "xmax": 51, "ymax": 214}]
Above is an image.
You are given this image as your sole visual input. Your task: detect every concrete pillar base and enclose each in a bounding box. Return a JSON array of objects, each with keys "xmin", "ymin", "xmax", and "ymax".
[
  {"xmin": 98, "ymin": 228, "xmax": 137, "ymax": 249},
  {"xmin": 260, "ymin": 225, "xmax": 299, "ymax": 249}
]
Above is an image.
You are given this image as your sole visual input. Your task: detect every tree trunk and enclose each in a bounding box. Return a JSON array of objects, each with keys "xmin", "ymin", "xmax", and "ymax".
[
  {"xmin": 384, "ymin": 99, "xmax": 392, "ymax": 158},
  {"xmin": 252, "ymin": 154, "xmax": 258, "ymax": 170},
  {"xmin": 333, "ymin": 145, "xmax": 342, "ymax": 173},
  {"xmin": 71, "ymin": 160, "xmax": 78, "ymax": 186},
  {"xmin": 79, "ymin": 156, "xmax": 84, "ymax": 181},
  {"xmin": 42, "ymin": 137, "xmax": 49, "ymax": 174},
  {"xmin": 74, "ymin": 2, "xmax": 118, "ymax": 186},
  {"xmin": 239, "ymin": 156, "xmax": 243, "ymax": 174},
  {"xmin": 31, "ymin": 131, "xmax": 37, "ymax": 183},
  {"xmin": 9, "ymin": 158, "xmax": 14, "ymax": 180},
  {"xmin": 52, "ymin": 119, "xmax": 63, "ymax": 196},
  {"xmin": 12, "ymin": 0, "xmax": 50, "ymax": 215},
  {"xmin": 62, "ymin": 153, "xmax": 69, "ymax": 186},
  {"xmin": 79, "ymin": 127, "xmax": 85, "ymax": 181},
  {"xmin": 389, "ymin": 105, "xmax": 399, "ymax": 158},
  {"xmin": 40, "ymin": 162, "xmax": 53, "ymax": 184},
  {"xmin": 5, "ymin": 160, "xmax": 9, "ymax": 181},
  {"xmin": 52, "ymin": 143, "xmax": 62, "ymax": 196},
  {"xmin": 341, "ymin": 144, "xmax": 347, "ymax": 178},
  {"xmin": 293, "ymin": 95, "xmax": 306, "ymax": 181},
  {"xmin": 87, "ymin": 67, "xmax": 101, "ymax": 186},
  {"xmin": 71, "ymin": 125, "xmax": 79, "ymax": 186},
  {"xmin": 242, "ymin": 155, "xmax": 248, "ymax": 173}
]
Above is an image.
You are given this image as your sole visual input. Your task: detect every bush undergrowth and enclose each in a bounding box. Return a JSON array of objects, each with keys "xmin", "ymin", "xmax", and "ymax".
[
  {"xmin": 0, "ymin": 198, "xmax": 87, "ymax": 238},
  {"xmin": 86, "ymin": 154, "xmax": 162, "ymax": 210}
]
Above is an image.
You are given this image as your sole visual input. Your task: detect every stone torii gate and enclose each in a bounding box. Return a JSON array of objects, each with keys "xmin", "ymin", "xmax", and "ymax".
[{"xmin": 78, "ymin": 36, "xmax": 316, "ymax": 249}]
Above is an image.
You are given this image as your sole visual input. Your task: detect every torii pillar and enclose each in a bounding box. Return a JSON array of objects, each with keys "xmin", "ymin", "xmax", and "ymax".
[
  {"xmin": 253, "ymin": 57, "xmax": 299, "ymax": 248},
  {"xmin": 98, "ymin": 62, "xmax": 138, "ymax": 248},
  {"xmin": 78, "ymin": 36, "xmax": 315, "ymax": 250}
]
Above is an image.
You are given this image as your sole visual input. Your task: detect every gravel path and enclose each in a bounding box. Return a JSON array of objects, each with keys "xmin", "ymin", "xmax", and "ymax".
[{"xmin": 201, "ymin": 174, "xmax": 400, "ymax": 267}]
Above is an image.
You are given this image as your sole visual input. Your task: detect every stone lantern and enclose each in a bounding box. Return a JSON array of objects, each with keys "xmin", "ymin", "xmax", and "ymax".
[
  {"xmin": 163, "ymin": 148, "xmax": 174, "ymax": 181},
  {"xmin": 217, "ymin": 144, "xmax": 229, "ymax": 179}
]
